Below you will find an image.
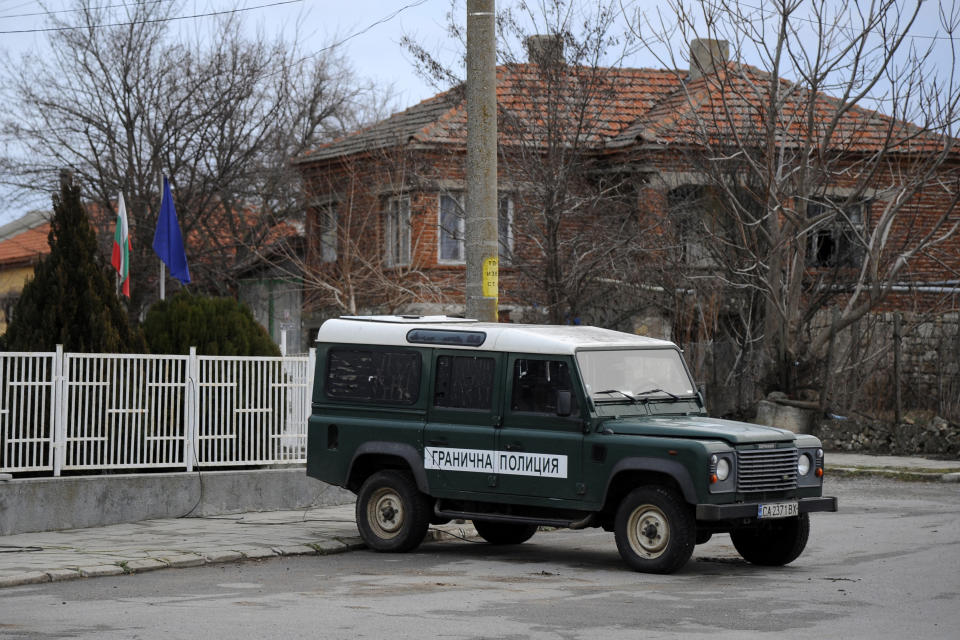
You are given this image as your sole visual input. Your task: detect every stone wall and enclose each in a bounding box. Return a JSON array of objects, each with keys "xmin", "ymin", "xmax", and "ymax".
[
  {"xmin": 812, "ymin": 310, "xmax": 960, "ymax": 424},
  {"xmin": 815, "ymin": 411, "xmax": 960, "ymax": 458}
]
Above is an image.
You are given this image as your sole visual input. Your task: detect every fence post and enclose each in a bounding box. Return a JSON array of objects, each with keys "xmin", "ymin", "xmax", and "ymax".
[
  {"xmin": 52, "ymin": 345, "xmax": 65, "ymax": 477},
  {"xmin": 307, "ymin": 347, "xmax": 316, "ymax": 397},
  {"xmin": 820, "ymin": 308, "xmax": 840, "ymax": 415},
  {"xmin": 280, "ymin": 329, "xmax": 287, "ymax": 356},
  {"xmin": 893, "ymin": 313, "xmax": 903, "ymax": 424},
  {"xmin": 185, "ymin": 346, "xmax": 199, "ymax": 472}
]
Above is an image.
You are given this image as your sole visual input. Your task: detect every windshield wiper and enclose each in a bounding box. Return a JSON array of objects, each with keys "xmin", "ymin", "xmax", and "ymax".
[
  {"xmin": 635, "ymin": 387, "xmax": 680, "ymax": 401},
  {"xmin": 593, "ymin": 389, "xmax": 639, "ymax": 403}
]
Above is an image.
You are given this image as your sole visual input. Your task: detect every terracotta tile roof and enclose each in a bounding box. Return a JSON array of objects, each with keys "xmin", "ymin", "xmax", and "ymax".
[
  {"xmin": 0, "ymin": 212, "xmax": 51, "ymax": 266},
  {"xmin": 296, "ymin": 65, "xmax": 684, "ymax": 161},
  {"xmin": 614, "ymin": 63, "xmax": 944, "ymax": 151},
  {"xmin": 294, "ymin": 91, "xmax": 463, "ymax": 163},
  {"xmin": 298, "ymin": 61, "xmax": 951, "ymax": 163}
]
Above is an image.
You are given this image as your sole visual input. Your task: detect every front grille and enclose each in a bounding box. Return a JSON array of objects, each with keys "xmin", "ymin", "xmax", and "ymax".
[{"xmin": 737, "ymin": 448, "xmax": 798, "ymax": 492}]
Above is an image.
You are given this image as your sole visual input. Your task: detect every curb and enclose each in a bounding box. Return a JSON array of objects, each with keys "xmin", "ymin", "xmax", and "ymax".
[
  {"xmin": 0, "ymin": 526, "xmax": 477, "ymax": 590},
  {"xmin": 828, "ymin": 466, "xmax": 960, "ymax": 482},
  {"xmin": 0, "ymin": 538, "xmax": 363, "ymax": 590}
]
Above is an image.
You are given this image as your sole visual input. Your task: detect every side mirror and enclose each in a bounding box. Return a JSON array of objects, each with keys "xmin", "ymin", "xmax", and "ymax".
[{"xmin": 555, "ymin": 390, "xmax": 572, "ymax": 417}]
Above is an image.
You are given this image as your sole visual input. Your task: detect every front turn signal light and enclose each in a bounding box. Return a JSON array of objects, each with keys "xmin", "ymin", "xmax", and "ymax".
[{"xmin": 816, "ymin": 467, "xmax": 824, "ymax": 478}]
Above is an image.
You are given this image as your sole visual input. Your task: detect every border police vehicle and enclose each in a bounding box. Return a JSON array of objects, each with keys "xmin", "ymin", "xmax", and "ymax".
[{"xmin": 306, "ymin": 316, "xmax": 837, "ymax": 573}]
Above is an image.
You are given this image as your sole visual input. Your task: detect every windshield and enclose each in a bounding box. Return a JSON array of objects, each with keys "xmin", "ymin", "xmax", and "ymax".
[{"xmin": 576, "ymin": 348, "xmax": 696, "ymax": 400}]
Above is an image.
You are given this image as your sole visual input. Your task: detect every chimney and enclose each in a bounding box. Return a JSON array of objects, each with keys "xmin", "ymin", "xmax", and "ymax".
[
  {"xmin": 688, "ymin": 38, "xmax": 729, "ymax": 80},
  {"xmin": 525, "ymin": 34, "xmax": 564, "ymax": 66}
]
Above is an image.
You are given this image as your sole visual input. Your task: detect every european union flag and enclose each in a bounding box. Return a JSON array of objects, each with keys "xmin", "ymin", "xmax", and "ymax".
[{"xmin": 153, "ymin": 176, "xmax": 191, "ymax": 285}]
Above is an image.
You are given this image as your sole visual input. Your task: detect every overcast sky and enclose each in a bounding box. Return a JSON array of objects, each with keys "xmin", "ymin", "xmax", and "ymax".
[{"xmin": 0, "ymin": 0, "xmax": 955, "ymax": 225}]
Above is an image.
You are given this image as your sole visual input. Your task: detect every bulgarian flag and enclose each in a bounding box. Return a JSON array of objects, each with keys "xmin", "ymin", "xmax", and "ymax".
[{"xmin": 111, "ymin": 192, "xmax": 131, "ymax": 297}]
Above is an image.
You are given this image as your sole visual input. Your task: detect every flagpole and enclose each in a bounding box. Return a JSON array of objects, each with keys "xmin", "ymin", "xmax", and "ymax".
[{"xmin": 158, "ymin": 173, "xmax": 165, "ymax": 301}]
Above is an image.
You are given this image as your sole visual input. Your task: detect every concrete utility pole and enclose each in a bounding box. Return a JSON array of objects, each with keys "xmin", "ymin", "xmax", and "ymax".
[{"xmin": 465, "ymin": 0, "xmax": 498, "ymax": 322}]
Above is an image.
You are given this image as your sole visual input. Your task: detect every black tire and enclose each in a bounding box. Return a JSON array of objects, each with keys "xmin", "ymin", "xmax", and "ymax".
[
  {"xmin": 730, "ymin": 513, "xmax": 810, "ymax": 566},
  {"xmin": 614, "ymin": 486, "xmax": 695, "ymax": 574},
  {"xmin": 473, "ymin": 520, "xmax": 538, "ymax": 545},
  {"xmin": 355, "ymin": 470, "xmax": 431, "ymax": 553}
]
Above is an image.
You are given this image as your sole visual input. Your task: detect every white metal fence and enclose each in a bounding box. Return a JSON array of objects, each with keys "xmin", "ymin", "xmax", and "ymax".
[{"xmin": 0, "ymin": 346, "xmax": 315, "ymax": 476}]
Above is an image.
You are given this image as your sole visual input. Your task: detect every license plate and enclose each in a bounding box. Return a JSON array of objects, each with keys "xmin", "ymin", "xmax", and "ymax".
[{"xmin": 758, "ymin": 502, "xmax": 799, "ymax": 519}]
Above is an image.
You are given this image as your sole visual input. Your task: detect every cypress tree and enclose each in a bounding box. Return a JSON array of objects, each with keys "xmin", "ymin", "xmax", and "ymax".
[{"xmin": 2, "ymin": 173, "xmax": 146, "ymax": 352}]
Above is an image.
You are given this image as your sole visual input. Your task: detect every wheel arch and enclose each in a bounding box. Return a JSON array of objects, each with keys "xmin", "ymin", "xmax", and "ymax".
[
  {"xmin": 347, "ymin": 442, "xmax": 429, "ymax": 493},
  {"xmin": 602, "ymin": 457, "xmax": 698, "ymax": 513}
]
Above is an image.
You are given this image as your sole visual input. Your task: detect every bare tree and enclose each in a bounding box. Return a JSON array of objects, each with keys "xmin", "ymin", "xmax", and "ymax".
[
  {"xmin": 274, "ymin": 142, "xmax": 457, "ymax": 318},
  {"xmin": 632, "ymin": 0, "xmax": 960, "ymax": 410},
  {"xmin": 0, "ymin": 0, "xmax": 383, "ymax": 317}
]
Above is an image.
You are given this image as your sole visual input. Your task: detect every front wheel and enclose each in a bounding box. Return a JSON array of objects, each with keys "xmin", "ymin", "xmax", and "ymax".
[
  {"xmin": 730, "ymin": 513, "xmax": 810, "ymax": 566},
  {"xmin": 356, "ymin": 470, "xmax": 431, "ymax": 553},
  {"xmin": 614, "ymin": 486, "xmax": 695, "ymax": 574},
  {"xmin": 473, "ymin": 520, "xmax": 538, "ymax": 545}
]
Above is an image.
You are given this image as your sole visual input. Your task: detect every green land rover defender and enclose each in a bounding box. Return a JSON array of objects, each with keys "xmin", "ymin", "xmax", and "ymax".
[{"xmin": 306, "ymin": 316, "xmax": 838, "ymax": 574}]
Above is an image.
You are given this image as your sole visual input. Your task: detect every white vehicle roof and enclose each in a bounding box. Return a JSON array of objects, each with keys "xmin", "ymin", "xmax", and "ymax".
[{"xmin": 315, "ymin": 316, "xmax": 677, "ymax": 355}]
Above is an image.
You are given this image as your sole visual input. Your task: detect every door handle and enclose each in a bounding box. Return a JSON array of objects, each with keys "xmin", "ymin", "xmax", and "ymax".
[
  {"xmin": 427, "ymin": 439, "xmax": 448, "ymax": 447},
  {"xmin": 504, "ymin": 443, "xmax": 524, "ymax": 451}
]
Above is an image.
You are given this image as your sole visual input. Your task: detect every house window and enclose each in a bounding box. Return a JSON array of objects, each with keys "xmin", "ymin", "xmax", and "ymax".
[
  {"xmin": 667, "ymin": 185, "xmax": 712, "ymax": 266},
  {"xmin": 498, "ymin": 196, "xmax": 514, "ymax": 264},
  {"xmin": 806, "ymin": 199, "xmax": 866, "ymax": 267},
  {"xmin": 439, "ymin": 194, "xmax": 464, "ymax": 262},
  {"xmin": 385, "ymin": 197, "xmax": 411, "ymax": 267},
  {"xmin": 437, "ymin": 193, "xmax": 514, "ymax": 264},
  {"xmin": 319, "ymin": 206, "xmax": 337, "ymax": 263}
]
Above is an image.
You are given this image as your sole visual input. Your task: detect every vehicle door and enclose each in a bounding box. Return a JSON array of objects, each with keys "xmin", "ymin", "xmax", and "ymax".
[
  {"xmin": 423, "ymin": 350, "xmax": 504, "ymax": 494},
  {"xmin": 496, "ymin": 355, "xmax": 585, "ymax": 502}
]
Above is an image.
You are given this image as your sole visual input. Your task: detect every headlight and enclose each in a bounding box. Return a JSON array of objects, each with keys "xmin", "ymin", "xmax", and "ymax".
[
  {"xmin": 716, "ymin": 457, "xmax": 730, "ymax": 481},
  {"xmin": 798, "ymin": 453, "xmax": 812, "ymax": 476}
]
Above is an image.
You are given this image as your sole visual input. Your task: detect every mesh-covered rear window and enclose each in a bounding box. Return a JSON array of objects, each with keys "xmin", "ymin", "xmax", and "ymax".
[
  {"xmin": 433, "ymin": 355, "xmax": 495, "ymax": 410},
  {"xmin": 325, "ymin": 348, "xmax": 421, "ymax": 405}
]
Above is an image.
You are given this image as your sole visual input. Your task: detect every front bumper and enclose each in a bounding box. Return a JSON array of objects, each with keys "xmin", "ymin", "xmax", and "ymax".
[{"xmin": 696, "ymin": 496, "xmax": 838, "ymax": 521}]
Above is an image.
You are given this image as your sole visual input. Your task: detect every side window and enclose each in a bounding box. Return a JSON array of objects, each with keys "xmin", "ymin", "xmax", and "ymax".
[
  {"xmin": 511, "ymin": 359, "xmax": 579, "ymax": 416},
  {"xmin": 326, "ymin": 348, "xmax": 421, "ymax": 405},
  {"xmin": 433, "ymin": 355, "xmax": 495, "ymax": 410}
]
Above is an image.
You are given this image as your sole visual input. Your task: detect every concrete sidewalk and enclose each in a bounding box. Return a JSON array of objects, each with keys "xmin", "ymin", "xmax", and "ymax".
[
  {"xmin": 0, "ymin": 503, "xmax": 479, "ymax": 589},
  {"xmin": 1, "ymin": 452, "xmax": 957, "ymax": 590},
  {"xmin": 827, "ymin": 451, "xmax": 960, "ymax": 482}
]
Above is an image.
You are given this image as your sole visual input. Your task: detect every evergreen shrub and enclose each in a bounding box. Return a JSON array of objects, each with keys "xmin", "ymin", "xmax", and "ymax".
[{"xmin": 143, "ymin": 292, "xmax": 280, "ymax": 356}]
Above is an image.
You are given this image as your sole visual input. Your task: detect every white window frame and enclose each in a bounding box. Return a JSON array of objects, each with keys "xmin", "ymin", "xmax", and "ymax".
[
  {"xmin": 498, "ymin": 195, "xmax": 514, "ymax": 265},
  {"xmin": 319, "ymin": 206, "xmax": 338, "ymax": 263},
  {"xmin": 438, "ymin": 193, "xmax": 465, "ymax": 264},
  {"xmin": 436, "ymin": 192, "xmax": 514, "ymax": 265},
  {"xmin": 668, "ymin": 185, "xmax": 714, "ymax": 268},
  {"xmin": 385, "ymin": 196, "xmax": 411, "ymax": 267}
]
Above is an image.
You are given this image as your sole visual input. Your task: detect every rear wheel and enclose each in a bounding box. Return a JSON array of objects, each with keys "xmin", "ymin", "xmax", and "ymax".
[
  {"xmin": 731, "ymin": 513, "xmax": 810, "ymax": 566},
  {"xmin": 473, "ymin": 520, "xmax": 538, "ymax": 545},
  {"xmin": 614, "ymin": 486, "xmax": 695, "ymax": 574},
  {"xmin": 356, "ymin": 470, "xmax": 431, "ymax": 553}
]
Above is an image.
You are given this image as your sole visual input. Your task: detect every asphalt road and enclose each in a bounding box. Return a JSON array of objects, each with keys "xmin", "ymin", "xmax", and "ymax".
[{"xmin": 1, "ymin": 476, "xmax": 958, "ymax": 640}]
